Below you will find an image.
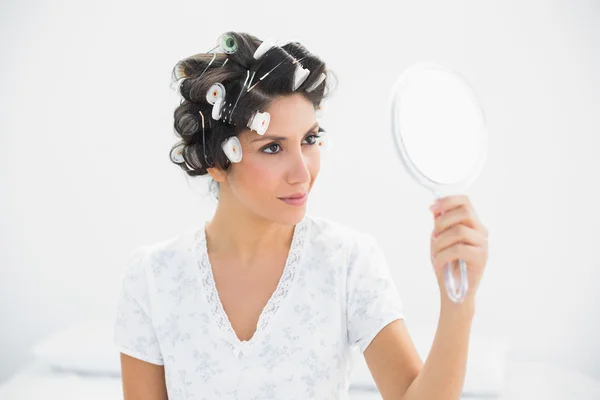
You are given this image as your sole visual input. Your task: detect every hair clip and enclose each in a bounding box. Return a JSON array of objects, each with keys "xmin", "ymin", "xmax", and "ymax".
[
  {"xmin": 198, "ymin": 110, "xmax": 211, "ymax": 167},
  {"xmin": 221, "ymin": 136, "xmax": 243, "ymax": 163},
  {"xmin": 170, "ymin": 53, "xmax": 216, "ymax": 96},
  {"xmin": 170, "ymin": 142, "xmax": 185, "ymax": 164},
  {"xmin": 306, "ymin": 72, "xmax": 326, "ymax": 93},
  {"xmin": 247, "ymin": 46, "xmax": 286, "ymax": 92},
  {"xmin": 226, "ymin": 70, "xmax": 251, "ymax": 124},
  {"xmin": 293, "ymin": 62, "xmax": 310, "ymax": 91},
  {"xmin": 246, "ymin": 56, "xmax": 308, "ymax": 93},
  {"xmin": 175, "ymin": 34, "xmax": 230, "ymax": 92},
  {"xmin": 249, "ymin": 40, "xmax": 311, "ymax": 93},
  {"xmin": 247, "ymin": 111, "xmax": 270, "ymax": 135},
  {"xmin": 246, "ymin": 61, "xmax": 285, "ymax": 92},
  {"xmin": 198, "ymin": 52, "xmax": 217, "ymax": 78},
  {"xmin": 206, "ymin": 82, "xmax": 226, "ymax": 105},
  {"xmin": 171, "ymin": 33, "xmax": 237, "ymax": 97}
]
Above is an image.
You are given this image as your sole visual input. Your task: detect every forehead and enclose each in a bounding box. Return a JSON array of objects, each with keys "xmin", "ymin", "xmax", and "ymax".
[
  {"xmin": 240, "ymin": 94, "xmax": 316, "ymax": 141},
  {"xmin": 266, "ymin": 94, "xmax": 315, "ymax": 125}
]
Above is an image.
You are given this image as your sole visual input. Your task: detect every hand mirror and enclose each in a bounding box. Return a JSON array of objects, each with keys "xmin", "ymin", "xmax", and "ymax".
[{"xmin": 390, "ymin": 62, "xmax": 488, "ymax": 303}]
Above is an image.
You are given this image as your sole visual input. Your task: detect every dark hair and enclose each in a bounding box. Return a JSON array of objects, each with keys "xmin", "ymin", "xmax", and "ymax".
[{"xmin": 168, "ymin": 31, "xmax": 337, "ymax": 184}]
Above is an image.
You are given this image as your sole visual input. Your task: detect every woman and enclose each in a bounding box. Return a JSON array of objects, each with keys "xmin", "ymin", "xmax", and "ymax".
[{"xmin": 113, "ymin": 31, "xmax": 489, "ymax": 400}]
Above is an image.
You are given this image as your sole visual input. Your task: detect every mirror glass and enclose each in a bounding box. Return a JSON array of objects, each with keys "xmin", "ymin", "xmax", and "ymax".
[{"xmin": 392, "ymin": 64, "xmax": 486, "ymax": 187}]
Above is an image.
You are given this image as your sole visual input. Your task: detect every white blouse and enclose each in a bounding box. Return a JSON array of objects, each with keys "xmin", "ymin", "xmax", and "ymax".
[{"xmin": 113, "ymin": 214, "xmax": 405, "ymax": 399}]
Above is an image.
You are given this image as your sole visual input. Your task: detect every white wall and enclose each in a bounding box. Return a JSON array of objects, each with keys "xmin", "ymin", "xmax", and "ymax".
[{"xmin": 1, "ymin": 0, "xmax": 599, "ymax": 384}]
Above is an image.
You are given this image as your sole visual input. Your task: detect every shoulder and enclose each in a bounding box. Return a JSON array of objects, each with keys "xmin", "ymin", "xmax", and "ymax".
[
  {"xmin": 126, "ymin": 225, "xmax": 201, "ymax": 278},
  {"xmin": 304, "ymin": 214, "xmax": 360, "ymax": 241},
  {"xmin": 303, "ymin": 214, "xmax": 376, "ymax": 256}
]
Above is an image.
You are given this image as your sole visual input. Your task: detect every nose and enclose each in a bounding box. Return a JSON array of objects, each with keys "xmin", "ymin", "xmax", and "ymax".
[{"xmin": 286, "ymin": 148, "xmax": 311, "ymax": 185}]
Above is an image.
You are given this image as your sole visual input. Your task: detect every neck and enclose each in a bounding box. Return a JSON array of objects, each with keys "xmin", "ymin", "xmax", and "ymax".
[{"xmin": 204, "ymin": 191, "xmax": 298, "ymax": 265}]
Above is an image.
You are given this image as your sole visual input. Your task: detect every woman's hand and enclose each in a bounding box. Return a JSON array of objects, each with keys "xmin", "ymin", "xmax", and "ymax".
[{"xmin": 429, "ymin": 195, "xmax": 489, "ymax": 299}]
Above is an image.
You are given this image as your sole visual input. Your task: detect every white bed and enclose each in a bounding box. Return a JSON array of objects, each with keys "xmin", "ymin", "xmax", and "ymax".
[{"xmin": 2, "ymin": 318, "xmax": 599, "ymax": 399}]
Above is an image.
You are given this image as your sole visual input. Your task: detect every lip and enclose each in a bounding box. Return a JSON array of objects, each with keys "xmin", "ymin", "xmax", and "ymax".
[
  {"xmin": 278, "ymin": 192, "xmax": 307, "ymax": 206},
  {"xmin": 280, "ymin": 192, "xmax": 306, "ymax": 200}
]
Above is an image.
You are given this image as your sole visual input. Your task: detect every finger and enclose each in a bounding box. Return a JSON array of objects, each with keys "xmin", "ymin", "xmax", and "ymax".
[
  {"xmin": 432, "ymin": 224, "xmax": 487, "ymax": 255},
  {"xmin": 430, "ymin": 195, "xmax": 471, "ymax": 216},
  {"xmin": 433, "ymin": 243, "xmax": 484, "ymax": 271},
  {"xmin": 431, "ymin": 196, "xmax": 485, "ymax": 233},
  {"xmin": 481, "ymin": 222, "xmax": 489, "ymax": 238},
  {"xmin": 433, "ymin": 205, "xmax": 480, "ymax": 234}
]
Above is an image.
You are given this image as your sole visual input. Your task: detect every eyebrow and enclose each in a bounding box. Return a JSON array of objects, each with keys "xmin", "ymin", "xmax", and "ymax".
[{"xmin": 250, "ymin": 121, "xmax": 319, "ymax": 143}]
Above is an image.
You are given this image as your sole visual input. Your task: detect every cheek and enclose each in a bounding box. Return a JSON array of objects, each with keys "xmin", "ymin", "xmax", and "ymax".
[
  {"xmin": 230, "ymin": 148, "xmax": 320, "ymax": 194},
  {"xmin": 306, "ymin": 149, "xmax": 321, "ymax": 176},
  {"xmin": 237, "ymin": 154, "xmax": 281, "ymax": 190}
]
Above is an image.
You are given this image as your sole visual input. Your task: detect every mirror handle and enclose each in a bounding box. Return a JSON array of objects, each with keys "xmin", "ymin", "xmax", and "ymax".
[
  {"xmin": 444, "ymin": 259, "xmax": 468, "ymax": 303},
  {"xmin": 433, "ymin": 193, "xmax": 469, "ymax": 303}
]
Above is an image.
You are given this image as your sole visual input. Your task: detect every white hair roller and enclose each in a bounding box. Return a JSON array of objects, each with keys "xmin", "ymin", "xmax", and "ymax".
[
  {"xmin": 253, "ymin": 39, "xmax": 276, "ymax": 60},
  {"xmin": 172, "ymin": 77, "xmax": 187, "ymax": 96},
  {"xmin": 293, "ymin": 64, "xmax": 310, "ymax": 91},
  {"xmin": 247, "ymin": 111, "xmax": 270, "ymax": 135},
  {"xmin": 212, "ymin": 97, "xmax": 224, "ymax": 120},
  {"xmin": 316, "ymin": 132, "xmax": 331, "ymax": 153},
  {"xmin": 170, "ymin": 142, "xmax": 185, "ymax": 163},
  {"xmin": 276, "ymin": 39, "xmax": 295, "ymax": 47},
  {"xmin": 206, "ymin": 83, "xmax": 226, "ymax": 105},
  {"xmin": 218, "ymin": 33, "xmax": 238, "ymax": 54},
  {"xmin": 306, "ymin": 72, "xmax": 326, "ymax": 93},
  {"xmin": 221, "ymin": 136, "xmax": 243, "ymax": 163}
]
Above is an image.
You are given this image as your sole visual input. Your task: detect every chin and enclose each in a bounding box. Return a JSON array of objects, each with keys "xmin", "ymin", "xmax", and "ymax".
[{"xmin": 268, "ymin": 206, "xmax": 306, "ymax": 226}]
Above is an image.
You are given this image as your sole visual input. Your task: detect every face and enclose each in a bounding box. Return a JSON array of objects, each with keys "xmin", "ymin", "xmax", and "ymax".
[{"xmin": 213, "ymin": 94, "xmax": 322, "ymax": 225}]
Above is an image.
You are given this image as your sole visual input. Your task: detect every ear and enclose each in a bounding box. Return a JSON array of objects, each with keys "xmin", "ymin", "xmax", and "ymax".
[{"xmin": 206, "ymin": 165, "xmax": 227, "ymax": 183}]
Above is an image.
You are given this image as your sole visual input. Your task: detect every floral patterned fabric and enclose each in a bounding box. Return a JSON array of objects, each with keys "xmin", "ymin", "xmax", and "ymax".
[{"xmin": 113, "ymin": 214, "xmax": 404, "ymax": 399}]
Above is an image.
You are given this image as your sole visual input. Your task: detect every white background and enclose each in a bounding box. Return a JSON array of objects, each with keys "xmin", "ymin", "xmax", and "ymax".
[{"xmin": 1, "ymin": 0, "xmax": 599, "ymax": 385}]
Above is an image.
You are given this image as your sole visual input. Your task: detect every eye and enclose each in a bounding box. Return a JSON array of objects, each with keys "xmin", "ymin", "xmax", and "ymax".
[
  {"xmin": 304, "ymin": 135, "xmax": 318, "ymax": 145},
  {"xmin": 304, "ymin": 127, "xmax": 326, "ymax": 145},
  {"xmin": 262, "ymin": 143, "xmax": 281, "ymax": 154}
]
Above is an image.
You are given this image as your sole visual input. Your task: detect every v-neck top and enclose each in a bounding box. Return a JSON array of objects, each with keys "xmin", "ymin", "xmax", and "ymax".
[{"xmin": 113, "ymin": 214, "xmax": 405, "ymax": 399}]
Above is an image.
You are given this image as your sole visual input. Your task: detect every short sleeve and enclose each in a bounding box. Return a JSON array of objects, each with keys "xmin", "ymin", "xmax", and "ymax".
[
  {"xmin": 113, "ymin": 246, "xmax": 164, "ymax": 365},
  {"xmin": 346, "ymin": 232, "xmax": 405, "ymax": 353}
]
